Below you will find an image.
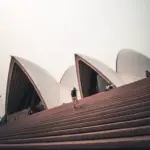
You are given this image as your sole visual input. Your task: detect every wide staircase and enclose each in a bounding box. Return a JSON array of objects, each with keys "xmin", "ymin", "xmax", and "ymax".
[{"xmin": 0, "ymin": 77, "xmax": 150, "ymax": 149}]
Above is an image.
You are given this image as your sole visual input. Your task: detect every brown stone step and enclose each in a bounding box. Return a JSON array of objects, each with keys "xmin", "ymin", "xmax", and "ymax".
[
  {"xmin": 0, "ymin": 135, "xmax": 150, "ymax": 149},
  {"xmin": 4, "ymin": 116, "xmax": 150, "ymax": 140},
  {"xmin": 1, "ymin": 106, "xmax": 150, "ymax": 140},
  {"xmin": 2, "ymin": 83, "xmax": 147, "ymax": 131},
  {"xmin": 1, "ymin": 93, "xmax": 149, "ymax": 135},
  {"xmin": 43, "ymin": 110, "xmax": 150, "ymax": 133},
  {"xmin": 2, "ymin": 91, "xmax": 150, "ymax": 134},
  {"xmin": 2, "ymin": 125, "xmax": 150, "ymax": 144}
]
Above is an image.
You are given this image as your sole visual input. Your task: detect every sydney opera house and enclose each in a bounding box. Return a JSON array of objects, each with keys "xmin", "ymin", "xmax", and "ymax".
[
  {"xmin": 5, "ymin": 49, "xmax": 150, "ymax": 118},
  {"xmin": 0, "ymin": 49, "xmax": 150, "ymax": 149}
]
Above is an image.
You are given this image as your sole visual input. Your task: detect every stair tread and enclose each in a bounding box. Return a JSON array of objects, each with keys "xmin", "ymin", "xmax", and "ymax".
[
  {"xmin": 0, "ymin": 77, "xmax": 150, "ymax": 148},
  {"xmin": 2, "ymin": 125, "xmax": 150, "ymax": 143},
  {"xmin": 0, "ymin": 135, "xmax": 150, "ymax": 149},
  {"xmin": 1, "ymin": 106, "xmax": 150, "ymax": 138},
  {"xmin": 4, "ymin": 117, "xmax": 150, "ymax": 139},
  {"xmin": 1, "ymin": 95, "xmax": 150, "ymax": 134}
]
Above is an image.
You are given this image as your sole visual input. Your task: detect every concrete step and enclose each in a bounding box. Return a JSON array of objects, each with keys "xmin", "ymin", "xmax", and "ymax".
[
  {"xmin": 2, "ymin": 125, "xmax": 150, "ymax": 144},
  {"xmin": 0, "ymin": 135, "xmax": 150, "ymax": 149},
  {"xmin": 4, "ymin": 117, "xmax": 150, "ymax": 140},
  {"xmin": 0, "ymin": 78, "xmax": 150, "ymax": 149},
  {"xmin": 3, "ymin": 78, "xmax": 150, "ymax": 129},
  {"xmin": 80, "ymin": 83, "xmax": 150, "ymax": 107},
  {"xmin": 27, "ymin": 98, "xmax": 150, "ymax": 131},
  {"xmin": 2, "ymin": 97, "xmax": 149, "ymax": 136},
  {"xmin": 1, "ymin": 93, "xmax": 149, "ymax": 134},
  {"xmin": 40, "ymin": 93, "xmax": 150, "ymax": 125},
  {"xmin": 1, "ymin": 94, "xmax": 149, "ymax": 134},
  {"xmin": 3, "ymin": 85, "xmax": 150, "ymax": 131},
  {"xmin": 2, "ymin": 92, "xmax": 150, "ymax": 134},
  {"xmin": 1, "ymin": 106, "xmax": 150, "ymax": 140},
  {"xmin": 44, "ymin": 110, "xmax": 150, "ymax": 133}
]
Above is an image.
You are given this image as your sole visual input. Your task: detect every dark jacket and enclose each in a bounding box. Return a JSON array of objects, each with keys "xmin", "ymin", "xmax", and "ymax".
[{"xmin": 71, "ymin": 89, "xmax": 77, "ymax": 97}]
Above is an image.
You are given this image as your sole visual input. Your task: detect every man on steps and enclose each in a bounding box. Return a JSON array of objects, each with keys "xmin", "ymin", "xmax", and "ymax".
[
  {"xmin": 71, "ymin": 87, "xmax": 79, "ymax": 111},
  {"xmin": 146, "ymin": 70, "xmax": 150, "ymax": 78}
]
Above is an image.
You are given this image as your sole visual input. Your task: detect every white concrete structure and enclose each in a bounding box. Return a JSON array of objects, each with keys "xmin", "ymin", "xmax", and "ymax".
[
  {"xmin": 60, "ymin": 54, "xmax": 125, "ymax": 98},
  {"xmin": 60, "ymin": 66, "xmax": 78, "ymax": 89},
  {"xmin": 6, "ymin": 56, "xmax": 59, "ymax": 115},
  {"xmin": 116, "ymin": 49, "xmax": 150, "ymax": 84},
  {"xmin": 59, "ymin": 84, "xmax": 73, "ymax": 104},
  {"xmin": 60, "ymin": 66, "xmax": 81, "ymax": 100},
  {"xmin": 76, "ymin": 54, "xmax": 124, "ymax": 87}
]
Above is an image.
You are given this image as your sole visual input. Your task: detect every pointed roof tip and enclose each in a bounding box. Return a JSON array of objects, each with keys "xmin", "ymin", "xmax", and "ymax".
[
  {"xmin": 10, "ymin": 55, "xmax": 14, "ymax": 58},
  {"xmin": 10, "ymin": 55, "xmax": 20, "ymax": 60},
  {"xmin": 74, "ymin": 53, "xmax": 79, "ymax": 57},
  {"xmin": 10, "ymin": 56, "xmax": 17, "ymax": 61},
  {"xmin": 74, "ymin": 53, "xmax": 87, "ymax": 58},
  {"xmin": 74, "ymin": 53, "xmax": 81, "ymax": 60}
]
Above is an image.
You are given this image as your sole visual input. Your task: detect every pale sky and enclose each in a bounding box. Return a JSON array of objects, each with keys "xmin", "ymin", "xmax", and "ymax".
[{"xmin": 0, "ymin": 0, "xmax": 150, "ymax": 115}]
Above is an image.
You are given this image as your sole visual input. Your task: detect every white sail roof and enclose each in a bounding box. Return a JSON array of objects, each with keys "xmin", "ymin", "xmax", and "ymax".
[
  {"xmin": 76, "ymin": 54, "xmax": 125, "ymax": 87},
  {"xmin": 116, "ymin": 49, "xmax": 150, "ymax": 84},
  {"xmin": 7, "ymin": 56, "xmax": 59, "ymax": 109}
]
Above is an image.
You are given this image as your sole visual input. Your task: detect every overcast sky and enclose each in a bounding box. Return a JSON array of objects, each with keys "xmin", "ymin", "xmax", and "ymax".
[{"xmin": 0, "ymin": 0, "xmax": 150, "ymax": 114}]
